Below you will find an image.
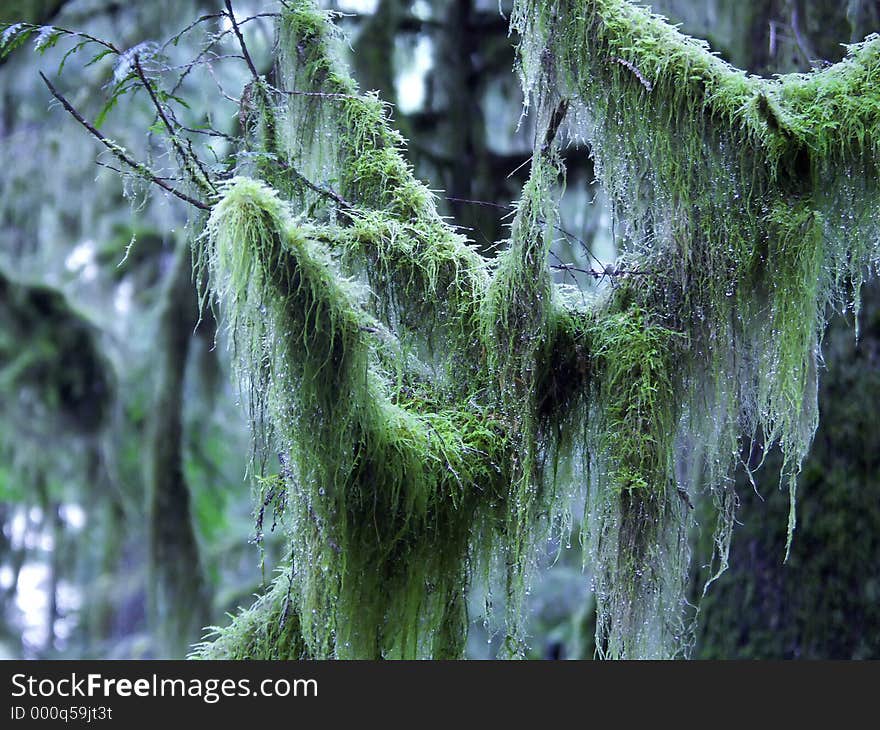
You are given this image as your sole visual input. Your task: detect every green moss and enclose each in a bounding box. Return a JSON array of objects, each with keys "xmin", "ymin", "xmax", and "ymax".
[
  {"xmin": 198, "ymin": 177, "xmax": 516, "ymax": 658},
  {"xmin": 511, "ymin": 0, "xmax": 880, "ymax": 656},
  {"xmin": 584, "ymin": 300, "xmax": 688, "ymax": 658},
  {"xmin": 192, "ymin": 570, "xmax": 309, "ymax": 660},
  {"xmin": 194, "ymin": 0, "xmax": 880, "ymax": 660}
]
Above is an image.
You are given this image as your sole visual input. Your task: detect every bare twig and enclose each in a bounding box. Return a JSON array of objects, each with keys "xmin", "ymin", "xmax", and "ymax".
[
  {"xmin": 164, "ymin": 53, "xmax": 245, "ymax": 70},
  {"xmin": 224, "ymin": 0, "xmax": 260, "ymax": 80},
  {"xmin": 95, "ymin": 160, "xmax": 182, "ymax": 183},
  {"xmin": 167, "ymin": 12, "xmax": 278, "ymax": 99},
  {"xmin": 204, "ymin": 61, "xmax": 240, "ymax": 103},
  {"xmin": 4, "ymin": 22, "xmax": 119, "ymax": 54},
  {"xmin": 132, "ymin": 54, "xmax": 216, "ymax": 195},
  {"xmin": 40, "ymin": 72, "xmax": 210, "ymax": 211},
  {"xmin": 445, "ymin": 194, "xmax": 606, "ymax": 270},
  {"xmin": 187, "ymin": 139, "xmax": 217, "ymax": 191},
  {"xmin": 159, "ymin": 12, "xmax": 225, "ymax": 54},
  {"xmin": 550, "ymin": 262, "xmax": 654, "ymax": 278},
  {"xmin": 177, "ymin": 124, "xmax": 236, "ymax": 142},
  {"xmin": 274, "ymin": 157, "xmax": 352, "ymax": 209},
  {"xmin": 267, "ymin": 83, "xmax": 362, "ymax": 102},
  {"xmin": 444, "ymin": 195, "xmax": 511, "ymax": 211}
]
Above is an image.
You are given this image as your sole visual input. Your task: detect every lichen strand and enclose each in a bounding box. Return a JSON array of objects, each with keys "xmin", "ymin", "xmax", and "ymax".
[
  {"xmin": 512, "ymin": 0, "xmax": 880, "ymax": 655},
  {"xmin": 273, "ymin": 1, "xmax": 488, "ymax": 370},
  {"xmin": 481, "ymin": 139, "xmax": 568, "ymax": 652},
  {"xmin": 197, "ymin": 177, "xmax": 514, "ymax": 658},
  {"xmin": 586, "ymin": 298, "xmax": 689, "ymax": 659}
]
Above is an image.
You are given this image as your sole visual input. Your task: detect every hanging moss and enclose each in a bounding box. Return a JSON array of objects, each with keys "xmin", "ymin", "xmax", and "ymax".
[
  {"xmin": 190, "ymin": 1, "xmax": 589, "ymax": 659},
  {"xmin": 510, "ymin": 0, "xmax": 880, "ymax": 656},
  {"xmin": 190, "ymin": 0, "xmax": 880, "ymax": 659},
  {"xmin": 585, "ymin": 298, "xmax": 689, "ymax": 658},
  {"xmin": 195, "ymin": 176, "xmax": 521, "ymax": 658},
  {"xmin": 694, "ymin": 285, "xmax": 880, "ymax": 658},
  {"xmin": 479, "ymin": 95, "xmax": 578, "ymax": 651}
]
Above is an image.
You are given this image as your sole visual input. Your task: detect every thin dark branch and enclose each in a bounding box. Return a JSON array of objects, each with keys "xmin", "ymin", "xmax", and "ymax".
[
  {"xmin": 274, "ymin": 157, "xmax": 351, "ymax": 209},
  {"xmin": 550, "ymin": 263, "xmax": 654, "ymax": 278},
  {"xmin": 225, "ymin": 0, "xmax": 260, "ymax": 80},
  {"xmin": 160, "ymin": 12, "xmax": 225, "ymax": 54},
  {"xmin": 7, "ymin": 22, "xmax": 119, "ymax": 54},
  {"xmin": 444, "ymin": 195, "xmax": 511, "ymax": 210},
  {"xmin": 187, "ymin": 138, "xmax": 217, "ymax": 192},
  {"xmin": 167, "ymin": 13, "xmax": 277, "ymax": 98},
  {"xmin": 178, "ymin": 124, "xmax": 236, "ymax": 142},
  {"xmin": 39, "ymin": 72, "xmax": 210, "ymax": 211},
  {"xmin": 549, "ymin": 248, "xmax": 586, "ymax": 292},
  {"xmin": 165, "ymin": 53, "xmax": 246, "ymax": 70},
  {"xmin": 550, "ymin": 262, "xmax": 604, "ymax": 278},
  {"xmin": 95, "ymin": 160, "xmax": 183, "ymax": 182},
  {"xmin": 268, "ymin": 84, "xmax": 362, "ymax": 101},
  {"xmin": 132, "ymin": 54, "xmax": 216, "ymax": 195},
  {"xmin": 444, "ymin": 194, "xmax": 604, "ymax": 269}
]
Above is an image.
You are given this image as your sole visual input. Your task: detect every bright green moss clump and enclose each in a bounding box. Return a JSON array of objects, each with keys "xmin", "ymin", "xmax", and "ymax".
[{"xmin": 194, "ymin": 0, "xmax": 880, "ymax": 659}]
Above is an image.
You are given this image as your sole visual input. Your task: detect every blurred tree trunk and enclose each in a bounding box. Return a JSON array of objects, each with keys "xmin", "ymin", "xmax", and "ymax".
[
  {"xmin": 146, "ymin": 241, "xmax": 209, "ymax": 657},
  {"xmin": 352, "ymin": 0, "xmax": 404, "ymax": 106},
  {"xmin": 0, "ymin": 0, "xmax": 69, "ymax": 26}
]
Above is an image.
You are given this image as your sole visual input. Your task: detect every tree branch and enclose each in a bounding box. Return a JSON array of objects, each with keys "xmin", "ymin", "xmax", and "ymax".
[
  {"xmin": 39, "ymin": 72, "xmax": 211, "ymax": 211},
  {"xmin": 131, "ymin": 54, "xmax": 217, "ymax": 196},
  {"xmin": 224, "ymin": 0, "xmax": 259, "ymax": 81}
]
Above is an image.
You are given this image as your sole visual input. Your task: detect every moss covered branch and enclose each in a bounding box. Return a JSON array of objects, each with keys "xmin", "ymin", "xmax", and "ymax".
[
  {"xmin": 270, "ymin": 2, "xmax": 489, "ymax": 360},
  {"xmin": 191, "ymin": 0, "xmax": 880, "ymax": 660},
  {"xmin": 196, "ymin": 177, "xmax": 516, "ymax": 658},
  {"xmin": 511, "ymin": 0, "xmax": 880, "ymax": 656}
]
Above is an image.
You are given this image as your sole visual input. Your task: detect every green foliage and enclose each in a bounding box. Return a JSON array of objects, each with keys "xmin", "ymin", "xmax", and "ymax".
[
  {"xmin": 196, "ymin": 176, "xmax": 516, "ymax": 658},
  {"xmin": 585, "ymin": 299, "xmax": 689, "ymax": 658},
  {"xmin": 0, "ymin": 21, "xmax": 117, "ymax": 75},
  {"xmin": 510, "ymin": 0, "xmax": 880, "ymax": 655}
]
